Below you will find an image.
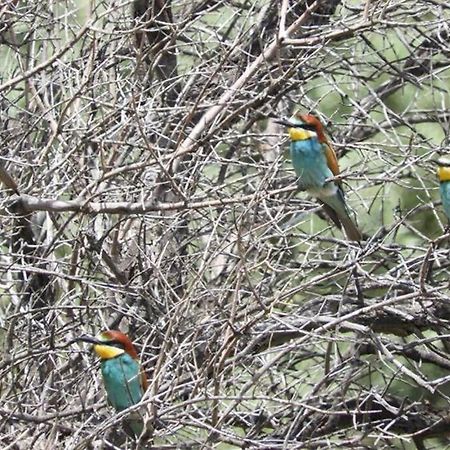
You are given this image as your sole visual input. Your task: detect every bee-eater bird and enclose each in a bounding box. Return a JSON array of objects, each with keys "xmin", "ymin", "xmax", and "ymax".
[
  {"xmin": 276, "ymin": 113, "xmax": 362, "ymax": 241},
  {"xmin": 76, "ymin": 330, "xmax": 148, "ymax": 439},
  {"xmin": 437, "ymin": 159, "xmax": 450, "ymax": 221}
]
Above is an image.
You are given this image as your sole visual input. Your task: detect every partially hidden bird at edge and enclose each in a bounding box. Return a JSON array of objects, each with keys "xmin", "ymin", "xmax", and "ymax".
[{"xmin": 437, "ymin": 158, "xmax": 450, "ymax": 222}]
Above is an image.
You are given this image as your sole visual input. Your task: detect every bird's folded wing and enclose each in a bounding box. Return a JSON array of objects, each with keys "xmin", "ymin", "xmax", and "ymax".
[{"xmin": 324, "ymin": 142, "xmax": 340, "ymax": 179}]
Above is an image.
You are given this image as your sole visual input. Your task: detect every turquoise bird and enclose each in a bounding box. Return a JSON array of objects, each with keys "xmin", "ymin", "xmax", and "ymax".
[
  {"xmin": 277, "ymin": 112, "xmax": 362, "ymax": 241},
  {"xmin": 77, "ymin": 330, "xmax": 148, "ymax": 439},
  {"xmin": 437, "ymin": 159, "xmax": 450, "ymax": 221}
]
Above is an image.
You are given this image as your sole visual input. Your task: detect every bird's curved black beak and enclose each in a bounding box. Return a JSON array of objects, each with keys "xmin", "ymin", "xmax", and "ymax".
[
  {"xmin": 431, "ymin": 158, "xmax": 450, "ymax": 167},
  {"xmin": 274, "ymin": 119, "xmax": 317, "ymax": 131},
  {"xmin": 274, "ymin": 119, "xmax": 297, "ymax": 127},
  {"xmin": 67, "ymin": 335, "xmax": 102, "ymax": 346}
]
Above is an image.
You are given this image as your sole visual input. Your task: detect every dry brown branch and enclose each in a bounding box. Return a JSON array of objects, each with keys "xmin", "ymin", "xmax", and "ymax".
[{"xmin": 1, "ymin": 0, "xmax": 450, "ymax": 449}]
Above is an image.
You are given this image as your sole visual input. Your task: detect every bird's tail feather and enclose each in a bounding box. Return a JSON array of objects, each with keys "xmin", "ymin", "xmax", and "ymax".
[
  {"xmin": 339, "ymin": 214, "xmax": 362, "ymax": 242},
  {"xmin": 320, "ymin": 197, "xmax": 362, "ymax": 242},
  {"xmin": 320, "ymin": 202, "xmax": 342, "ymax": 230}
]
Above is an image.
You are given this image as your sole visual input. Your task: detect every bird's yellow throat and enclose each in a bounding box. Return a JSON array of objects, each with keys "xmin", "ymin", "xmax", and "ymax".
[
  {"xmin": 288, "ymin": 127, "xmax": 312, "ymax": 141},
  {"xmin": 437, "ymin": 166, "xmax": 450, "ymax": 182},
  {"xmin": 93, "ymin": 344, "xmax": 125, "ymax": 360}
]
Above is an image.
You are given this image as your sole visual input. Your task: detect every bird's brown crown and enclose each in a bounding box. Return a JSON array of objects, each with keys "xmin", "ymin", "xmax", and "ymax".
[
  {"xmin": 100, "ymin": 330, "xmax": 139, "ymax": 359},
  {"xmin": 294, "ymin": 112, "xmax": 326, "ymax": 141}
]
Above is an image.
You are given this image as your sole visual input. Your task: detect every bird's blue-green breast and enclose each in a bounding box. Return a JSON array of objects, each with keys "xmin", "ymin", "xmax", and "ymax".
[
  {"xmin": 100, "ymin": 353, "xmax": 144, "ymax": 411},
  {"xmin": 290, "ymin": 138, "xmax": 333, "ymax": 190},
  {"xmin": 440, "ymin": 181, "xmax": 450, "ymax": 220}
]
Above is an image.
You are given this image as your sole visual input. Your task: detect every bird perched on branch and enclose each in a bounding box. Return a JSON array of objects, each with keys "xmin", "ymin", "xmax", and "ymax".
[
  {"xmin": 75, "ymin": 330, "xmax": 148, "ymax": 439},
  {"xmin": 437, "ymin": 158, "xmax": 450, "ymax": 222},
  {"xmin": 276, "ymin": 112, "xmax": 362, "ymax": 241}
]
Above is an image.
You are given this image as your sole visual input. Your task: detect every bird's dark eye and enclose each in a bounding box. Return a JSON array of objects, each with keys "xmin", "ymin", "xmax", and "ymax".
[
  {"xmin": 106, "ymin": 340, "xmax": 125, "ymax": 349},
  {"xmin": 298, "ymin": 124, "xmax": 317, "ymax": 131}
]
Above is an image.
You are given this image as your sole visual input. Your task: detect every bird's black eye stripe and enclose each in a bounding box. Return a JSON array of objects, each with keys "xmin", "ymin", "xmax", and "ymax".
[
  {"xmin": 106, "ymin": 339, "xmax": 125, "ymax": 349},
  {"xmin": 297, "ymin": 124, "xmax": 317, "ymax": 131}
]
